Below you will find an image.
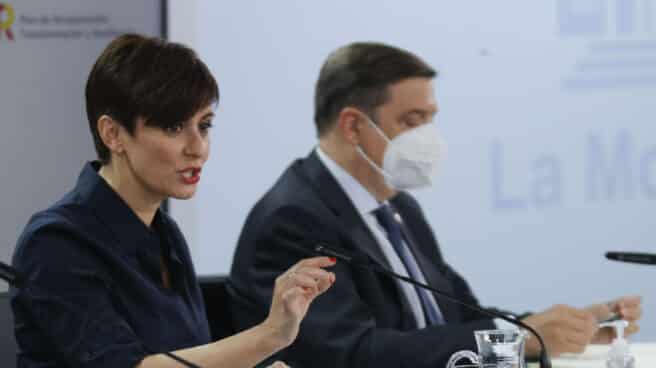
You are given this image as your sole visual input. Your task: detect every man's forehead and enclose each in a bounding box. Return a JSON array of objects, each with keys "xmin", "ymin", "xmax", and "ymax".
[{"xmin": 385, "ymin": 78, "xmax": 437, "ymax": 111}]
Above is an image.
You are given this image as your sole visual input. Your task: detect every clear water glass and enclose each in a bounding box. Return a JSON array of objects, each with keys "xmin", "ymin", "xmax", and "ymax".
[{"xmin": 446, "ymin": 329, "xmax": 527, "ymax": 368}]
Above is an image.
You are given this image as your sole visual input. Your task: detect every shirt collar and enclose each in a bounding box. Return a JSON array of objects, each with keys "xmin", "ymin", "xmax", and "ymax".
[
  {"xmin": 315, "ymin": 147, "xmax": 381, "ymax": 216},
  {"xmin": 74, "ymin": 162, "xmax": 176, "ymax": 259}
]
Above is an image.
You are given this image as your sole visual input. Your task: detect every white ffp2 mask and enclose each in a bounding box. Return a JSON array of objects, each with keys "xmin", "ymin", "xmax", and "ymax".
[{"xmin": 356, "ymin": 118, "xmax": 445, "ymax": 190}]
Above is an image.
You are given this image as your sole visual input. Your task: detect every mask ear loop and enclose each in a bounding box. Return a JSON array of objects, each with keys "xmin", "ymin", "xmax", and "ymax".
[
  {"xmin": 355, "ymin": 145, "xmax": 393, "ymax": 180},
  {"xmin": 364, "ymin": 116, "xmax": 392, "ymax": 144},
  {"xmin": 355, "ymin": 116, "xmax": 394, "ymax": 181}
]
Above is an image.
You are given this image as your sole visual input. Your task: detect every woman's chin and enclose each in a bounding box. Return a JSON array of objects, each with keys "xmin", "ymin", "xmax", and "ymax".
[{"xmin": 170, "ymin": 189, "xmax": 197, "ymax": 200}]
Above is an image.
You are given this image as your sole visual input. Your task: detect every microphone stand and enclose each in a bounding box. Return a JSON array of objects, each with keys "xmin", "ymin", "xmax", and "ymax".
[
  {"xmin": 148, "ymin": 349, "xmax": 201, "ymax": 368},
  {"xmin": 312, "ymin": 243, "xmax": 552, "ymax": 368}
]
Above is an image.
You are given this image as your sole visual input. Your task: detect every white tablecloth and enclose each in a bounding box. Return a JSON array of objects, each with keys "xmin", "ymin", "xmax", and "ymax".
[{"xmin": 528, "ymin": 343, "xmax": 656, "ymax": 368}]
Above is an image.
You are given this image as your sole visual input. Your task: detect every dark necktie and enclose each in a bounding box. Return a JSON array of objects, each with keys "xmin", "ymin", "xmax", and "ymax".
[{"xmin": 373, "ymin": 203, "xmax": 445, "ymax": 325}]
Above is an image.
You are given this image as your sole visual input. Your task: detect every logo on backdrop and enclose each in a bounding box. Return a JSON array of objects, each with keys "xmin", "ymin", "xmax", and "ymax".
[
  {"xmin": 0, "ymin": 3, "xmax": 15, "ymax": 41},
  {"xmin": 558, "ymin": 0, "xmax": 656, "ymax": 90},
  {"xmin": 0, "ymin": 6, "xmax": 137, "ymax": 42}
]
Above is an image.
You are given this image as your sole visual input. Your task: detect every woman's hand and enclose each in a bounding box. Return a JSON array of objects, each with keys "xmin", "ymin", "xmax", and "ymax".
[{"xmin": 262, "ymin": 257, "xmax": 336, "ymax": 348}]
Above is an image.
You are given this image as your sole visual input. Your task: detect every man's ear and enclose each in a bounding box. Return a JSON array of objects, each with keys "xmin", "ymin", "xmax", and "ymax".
[
  {"xmin": 335, "ymin": 107, "xmax": 365, "ymax": 145},
  {"xmin": 97, "ymin": 115, "xmax": 125, "ymax": 155}
]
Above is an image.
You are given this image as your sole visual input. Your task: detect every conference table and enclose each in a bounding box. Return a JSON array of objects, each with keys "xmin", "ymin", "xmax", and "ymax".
[{"xmin": 528, "ymin": 343, "xmax": 656, "ymax": 368}]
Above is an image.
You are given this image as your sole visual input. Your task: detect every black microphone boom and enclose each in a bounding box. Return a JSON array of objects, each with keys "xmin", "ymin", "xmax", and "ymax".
[
  {"xmin": 0, "ymin": 261, "xmax": 23, "ymax": 287},
  {"xmin": 149, "ymin": 350, "xmax": 201, "ymax": 368},
  {"xmin": 308, "ymin": 242, "xmax": 552, "ymax": 368},
  {"xmin": 606, "ymin": 251, "xmax": 656, "ymax": 266}
]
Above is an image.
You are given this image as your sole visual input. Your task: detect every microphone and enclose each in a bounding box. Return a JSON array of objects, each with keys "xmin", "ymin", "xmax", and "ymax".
[
  {"xmin": 606, "ymin": 251, "xmax": 656, "ymax": 266},
  {"xmin": 0, "ymin": 261, "xmax": 201, "ymax": 368},
  {"xmin": 0, "ymin": 260, "xmax": 23, "ymax": 287},
  {"xmin": 149, "ymin": 351, "xmax": 201, "ymax": 368},
  {"xmin": 274, "ymin": 228, "xmax": 551, "ymax": 368},
  {"xmin": 314, "ymin": 243, "xmax": 551, "ymax": 368}
]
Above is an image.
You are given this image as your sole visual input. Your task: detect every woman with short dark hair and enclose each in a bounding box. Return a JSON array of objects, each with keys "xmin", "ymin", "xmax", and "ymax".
[{"xmin": 11, "ymin": 34, "xmax": 336, "ymax": 368}]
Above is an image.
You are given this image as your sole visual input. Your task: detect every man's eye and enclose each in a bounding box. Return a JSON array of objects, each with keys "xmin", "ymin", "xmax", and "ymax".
[{"xmin": 402, "ymin": 118, "xmax": 419, "ymax": 128}]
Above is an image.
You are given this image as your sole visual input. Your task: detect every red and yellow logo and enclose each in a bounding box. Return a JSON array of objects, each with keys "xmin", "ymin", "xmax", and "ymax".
[{"xmin": 0, "ymin": 3, "xmax": 15, "ymax": 41}]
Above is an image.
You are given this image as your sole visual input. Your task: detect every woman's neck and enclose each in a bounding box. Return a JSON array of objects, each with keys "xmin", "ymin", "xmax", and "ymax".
[{"xmin": 98, "ymin": 162, "xmax": 161, "ymax": 227}]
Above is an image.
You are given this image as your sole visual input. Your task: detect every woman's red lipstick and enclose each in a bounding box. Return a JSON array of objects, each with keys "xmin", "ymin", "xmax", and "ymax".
[{"xmin": 180, "ymin": 168, "xmax": 201, "ymax": 185}]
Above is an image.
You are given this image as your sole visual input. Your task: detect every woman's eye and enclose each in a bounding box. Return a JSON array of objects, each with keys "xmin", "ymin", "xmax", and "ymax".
[
  {"xmin": 165, "ymin": 124, "xmax": 184, "ymax": 134},
  {"xmin": 199, "ymin": 121, "xmax": 214, "ymax": 135}
]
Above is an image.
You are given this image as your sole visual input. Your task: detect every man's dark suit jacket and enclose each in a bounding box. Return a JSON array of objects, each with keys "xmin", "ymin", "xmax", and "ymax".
[{"xmin": 229, "ymin": 151, "xmax": 498, "ymax": 367}]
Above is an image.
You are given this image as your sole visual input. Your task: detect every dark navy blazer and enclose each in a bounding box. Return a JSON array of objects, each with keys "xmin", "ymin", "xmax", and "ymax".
[
  {"xmin": 11, "ymin": 162, "xmax": 210, "ymax": 367},
  {"xmin": 229, "ymin": 152, "xmax": 498, "ymax": 368}
]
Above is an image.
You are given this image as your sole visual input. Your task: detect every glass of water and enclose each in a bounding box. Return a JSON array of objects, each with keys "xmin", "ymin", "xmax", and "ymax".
[{"xmin": 446, "ymin": 329, "xmax": 527, "ymax": 368}]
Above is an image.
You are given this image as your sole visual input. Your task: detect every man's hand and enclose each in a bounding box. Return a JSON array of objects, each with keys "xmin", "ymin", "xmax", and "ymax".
[
  {"xmin": 587, "ymin": 295, "xmax": 642, "ymax": 344},
  {"xmin": 522, "ymin": 304, "xmax": 597, "ymax": 357}
]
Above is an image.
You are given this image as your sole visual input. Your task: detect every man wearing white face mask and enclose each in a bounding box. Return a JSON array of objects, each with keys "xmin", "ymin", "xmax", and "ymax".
[
  {"xmin": 355, "ymin": 115, "xmax": 445, "ymax": 190},
  {"xmin": 229, "ymin": 42, "xmax": 642, "ymax": 368}
]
